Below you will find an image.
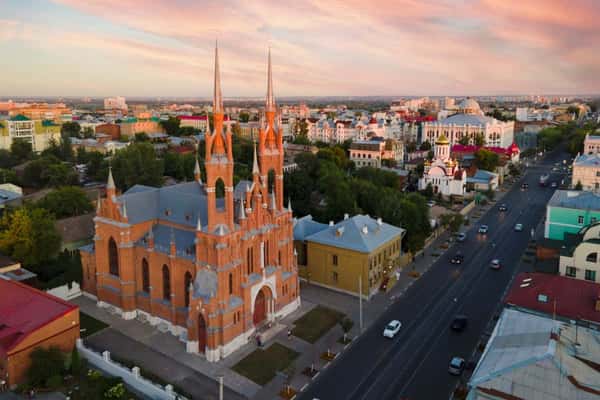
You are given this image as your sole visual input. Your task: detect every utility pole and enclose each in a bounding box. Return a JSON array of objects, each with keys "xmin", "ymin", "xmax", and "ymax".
[
  {"xmin": 359, "ymin": 275, "xmax": 363, "ymax": 333},
  {"xmin": 219, "ymin": 376, "xmax": 223, "ymax": 400}
]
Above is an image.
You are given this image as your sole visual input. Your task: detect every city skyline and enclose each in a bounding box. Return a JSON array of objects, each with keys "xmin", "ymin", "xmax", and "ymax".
[{"xmin": 1, "ymin": 0, "xmax": 599, "ymax": 97}]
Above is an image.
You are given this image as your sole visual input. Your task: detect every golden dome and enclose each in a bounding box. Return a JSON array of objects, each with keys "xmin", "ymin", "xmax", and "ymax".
[{"xmin": 436, "ymin": 134, "xmax": 449, "ymax": 145}]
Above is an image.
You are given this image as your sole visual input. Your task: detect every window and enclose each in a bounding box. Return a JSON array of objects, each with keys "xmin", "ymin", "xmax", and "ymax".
[
  {"xmin": 228, "ymin": 273, "xmax": 233, "ymax": 295},
  {"xmin": 247, "ymin": 247, "xmax": 254, "ymax": 274},
  {"xmin": 578, "ymin": 216, "xmax": 584, "ymax": 224},
  {"xmin": 142, "ymin": 259, "xmax": 150, "ymax": 293},
  {"xmin": 332, "ymin": 271, "xmax": 338, "ymax": 283},
  {"xmin": 108, "ymin": 237, "xmax": 119, "ymax": 277},
  {"xmin": 184, "ymin": 271, "xmax": 192, "ymax": 307},
  {"xmin": 162, "ymin": 265, "xmax": 171, "ymax": 301},
  {"xmin": 596, "ymin": 171, "xmax": 600, "ymax": 177},
  {"xmin": 565, "ymin": 266, "xmax": 577, "ymax": 277},
  {"xmin": 586, "ymin": 252, "xmax": 598, "ymax": 263},
  {"xmin": 585, "ymin": 269, "xmax": 596, "ymax": 282},
  {"xmin": 593, "ymin": 217, "xmax": 598, "ymax": 224},
  {"xmin": 278, "ymin": 251, "xmax": 282, "ymax": 266},
  {"xmin": 332, "ymin": 254, "xmax": 338, "ymax": 266}
]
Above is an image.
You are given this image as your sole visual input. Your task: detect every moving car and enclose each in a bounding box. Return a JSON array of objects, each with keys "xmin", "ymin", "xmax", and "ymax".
[
  {"xmin": 456, "ymin": 232, "xmax": 467, "ymax": 242},
  {"xmin": 498, "ymin": 204, "xmax": 508, "ymax": 212},
  {"xmin": 450, "ymin": 252, "xmax": 464, "ymax": 264},
  {"xmin": 427, "ymin": 200, "xmax": 436, "ymax": 208},
  {"xmin": 490, "ymin": 259, "xmax": 501, "ymax": 270},
  {"xmin": 514, "ymin": 223, "xmax": 523, "ymax": 232},
  {"xmin": 383, "ymin": 320, "xmax": 402, "ymax": 338},
  {"xmin": 551, "ymin": 182, "xmax": 558, "ymax": 188},
  {"xmin": 448, "ymin": 357, "xmax": 466, "ymax": 375},
  {"xmin": 478, "ymin": 225, "xmax": 489, "ymax": 234},
  {"xmin": 451, "ymin": 315, "xmax": 468, "ymax": 332}
]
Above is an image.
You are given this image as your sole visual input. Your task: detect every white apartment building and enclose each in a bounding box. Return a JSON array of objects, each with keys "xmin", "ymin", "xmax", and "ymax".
[{"xmin": 104, "ymin": 96, "xmax": 128, "ymax": 111}]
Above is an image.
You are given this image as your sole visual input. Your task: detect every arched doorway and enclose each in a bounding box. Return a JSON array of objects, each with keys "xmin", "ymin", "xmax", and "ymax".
[
  {"xmin": 253, "ymin": 288, "xmax": 268, "ymax": 326},
  {"xmin": 198, "ymin": 314, "xmax": 207, "ymax": 353}
]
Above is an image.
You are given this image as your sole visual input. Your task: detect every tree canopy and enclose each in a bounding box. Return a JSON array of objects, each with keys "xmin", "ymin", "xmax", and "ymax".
[
  {"xmin": 474, "ymin": 149, "xmax": 500, "ymax": 171},
  {"xmin": 37, "ymin": 186, "xmax": 94, "ymax": 218},
  {"xmin": 111, "ymin": 142, "xmax": 164, "ymax": 190},
  {"xmin": 10, "ymin": 138, "xmax": 33, "ymax": 162},
  {"xmin": 22, "ymin": 155, "xmax": 79, "ymax": 188}
]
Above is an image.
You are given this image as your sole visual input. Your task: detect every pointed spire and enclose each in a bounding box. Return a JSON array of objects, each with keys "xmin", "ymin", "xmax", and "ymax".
[
  {"xmin": 288, "ymin": 197, "xmax": 292, "ymax": 213},
  {"xmin": 96, "ymin": 193, "xmax": 101, "ymax": 213},
  {"xmin": 170, "ymin": 227, "xmax": 175, "ymax": 244},
  {"xmin": 194, "ymin": 158, "xmax": 201, "ymax": 182},
  {"xmin": 205, "ymin": 112, "xmax": 210, "ymax": 134},
  {"xmin": 270, "ymin": 192, "xmax": 276, "ymax": 210},
  {"xmin": 252, "ymin": 143, "xmax": 260, "ymax": 175},
  {"xmin": 266, "ymin": 47, "xmax": 275, "ymax": 112},
  {"xmin": 107, "ymin": 165, "xmax": 115, "ymax": 189},
  {"xmin": 213, "ymin": 41, "xmax": 223, "ymax": 114},
  {"xmin": 147, "ymin": 227, "xmax": 154, "ymax": 240},
  {"xmin": 239, "ymin": 199, "xmax": 246, "ymax": 220},
  {"xmin": 121, "ymin": 202, "xmax": 127, "ymax": 219},
  {"xmin": 196, "ymin": 215, "xmax": 202, "ymax": 232}
]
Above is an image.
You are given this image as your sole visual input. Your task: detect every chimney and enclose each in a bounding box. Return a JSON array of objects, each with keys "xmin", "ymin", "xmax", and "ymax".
[
  {"xmin": 362, "ymin": 225, "xmax": 368, "ymax": 234},
  {"xmin": 377, "ymin": 217, "xmax": 383, "ymax": 226},
  {"xmin": 344, "ymin": 213, "xmax": 349, "ymax": 220},
  {"xmin": 329, "ymin": 221, "xmax": 334, "ymax": 226}
]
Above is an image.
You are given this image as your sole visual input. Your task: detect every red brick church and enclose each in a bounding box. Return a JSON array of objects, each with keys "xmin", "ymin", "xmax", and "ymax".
[{"xmin": 80, "ymin": 46, "xmax": 300, "ymax": 361}]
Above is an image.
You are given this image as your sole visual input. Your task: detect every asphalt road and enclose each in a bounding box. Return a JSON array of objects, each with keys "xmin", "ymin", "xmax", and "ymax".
[{"xmin": 298, "ymin": 150, "xmax": 568, "ymax": 400}]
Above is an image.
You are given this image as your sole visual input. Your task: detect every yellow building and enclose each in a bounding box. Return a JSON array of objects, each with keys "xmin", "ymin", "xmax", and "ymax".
[
  {"xmin": 0, "ymin": 115, "xmax": 61, "ymax": 152},
  {"xmin": 294, "ymin": 214, "xmax": 405, "ymax": 299}
]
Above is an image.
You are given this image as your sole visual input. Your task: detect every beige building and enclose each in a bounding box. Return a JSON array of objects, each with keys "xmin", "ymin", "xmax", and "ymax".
[
  {"xmin": 559, "ymin": 222, "xmax": 600, "ymax": 283},
  {"xmin": 572, "ymin": 152, "xmax": 600, "ymax": 191},
  {"xmin": 0, "ymin": 115, "xmax": 62, "ymax": 152},
  {"xmin": 294, "ymin": 214, "xmax": 405, "ymax": 299}
]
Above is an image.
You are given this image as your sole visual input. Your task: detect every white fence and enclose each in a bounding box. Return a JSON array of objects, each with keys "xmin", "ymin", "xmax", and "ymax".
[
  {"xmin": 76, "ymin": 339, "xmax": 188, "ymax": 400},
  {"xmin": 46, "ymin": 281, "xmax": 82, "ymax": 300}
]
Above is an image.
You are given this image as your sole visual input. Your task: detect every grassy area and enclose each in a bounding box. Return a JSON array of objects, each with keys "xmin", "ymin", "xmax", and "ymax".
[
  {"xmin": 79, "ymin": 312, "xmax": 109, "ymax": 338},
  {"xmin": 232, "ymin": 343, "xmax": 299, "ymax": 385},
  {"xmin": 291, "ymin": 305, "xmax": 345, "ymax": 344}
]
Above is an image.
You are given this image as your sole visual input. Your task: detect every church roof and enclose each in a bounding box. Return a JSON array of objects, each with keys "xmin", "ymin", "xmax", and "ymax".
[
  {"xmin": 438, "ymin": 113, "xmax": 496, "ymax": 126},
  {"xmin": 118, "ymin": 181, "xmax": 211, "ymax": 228}
]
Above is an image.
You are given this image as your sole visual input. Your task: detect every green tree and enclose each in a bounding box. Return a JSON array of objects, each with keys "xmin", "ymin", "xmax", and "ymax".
[
  {"xmin": 0, "ymin": 168, "xmax": 18, "ymax": 184},
  {"xmin": 474, "ymin": 149, "xmax": 499, "ymax": 171},
  {"xmin": 111, "ymin": 142, "xmax": 164, "ymax": 190},
  {"xmin": 134, "ymin": 132, "xmax": 150, "ymax": 142},
  {"xmin": 419, "ymin": 141, "xmax": 431, "ymax": 151},
  {"xmin": 27, "ymin": 347, "xmax": 65, "ymax": 388},
  {"xmin": 11, "ymin": 138, "xmax": 33, "ymax": 162},
  {"xmin": 23, "ymin": 156, "xmax": 78, "ymax": 188},
  {"xmin": 474, "ymin": 133, "xmax": 486, "ymax": 146},
  {"xmin": 0, "ymin": 207, "xmax": 61, "ymax": 268},
  {"xmin": 440, "ymin": 213, "xmax": 464, "ymax": 233},
  {"xmin": 37, "ymin": 186, "xmax": 94, "ymax": 218},
  {"xmin": 238, "ymin": 112, "xmax": 250, "ymax": 123},
  {"xmin": 82, "ymin": 126, "xmax": 95, "ymax": 138},
  {"xmin": 575, "ymin": 180, "xmax": 583, "ymax": 190},
  {"xmin": 159, "ymin": 116, "xmax": 181, "ymax": 136},
  {"xmin": 458, "ymin": 136, "xmax": 470, "ymax": 145},
  {"xmin": 61, "ymin": 121, "xmax": 81, "ymax": 138},
  {"xmin": 179, "ymin": 126, "xmax": 196, "ymax": 136},
  {"xmin": 0, "ymin": 149, "xmax": 16, "ymax": 168}
]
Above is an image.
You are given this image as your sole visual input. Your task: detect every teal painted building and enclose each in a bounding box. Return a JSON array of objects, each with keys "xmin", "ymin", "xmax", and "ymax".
[{"xmin": 545, "ymin": 190, "xmax": 600, "ymax": 240}]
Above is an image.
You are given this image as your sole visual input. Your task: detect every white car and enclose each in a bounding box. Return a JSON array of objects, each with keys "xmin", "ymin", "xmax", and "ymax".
[
  {"xmin": 478, "ymin": 225, "xmax": 489, "ymax": 234},
  {"xmin": 427, "ymin": 200, "xmax": 436, "ymax": 208},
  {"xmin": 514, "ymin": 223, "xmax": 523, "ymax": 232},
  {"xmin": 490, "ymin": 259, "xmax": 501, "ymax": 270},
  {"xmin": 383, "ymin": 320, "xmax": 402, "ymax": 338}
]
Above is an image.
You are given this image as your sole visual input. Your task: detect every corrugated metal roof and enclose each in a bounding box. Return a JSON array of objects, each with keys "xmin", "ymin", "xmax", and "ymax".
[{"xmin": 547, "ymin": 190, "xmax": 600, "ymax": 211}]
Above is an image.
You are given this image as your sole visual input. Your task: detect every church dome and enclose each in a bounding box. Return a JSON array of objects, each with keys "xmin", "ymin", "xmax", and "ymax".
[
  {"xmin": 436, "ymin": 134, "xmax": 449, "ymax": 145},
  {"xmin": 459, "ymin": 98, "xmax": 481, "ymax": 113}
]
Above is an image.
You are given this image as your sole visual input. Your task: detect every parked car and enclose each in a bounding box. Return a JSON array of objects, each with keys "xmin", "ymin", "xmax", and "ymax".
[
  {"xmin": 521, "ymin": 183, "xmax": 529, "ymax": 190},
  {"xmin": 451, "ymin": 315, "xmax": 468, "ymax": 332},
  {"xmin": 551, "ymin": 182, "xmax": 558, "ymax": 188},
  {"xmin": 456, "ymin": 232, "xmax": 467, "ymax": 242},
  {"xmin": 514, "ymin": 223, "xmax": 523, "ymax": 232},
  {"xmin": 427, "ymin": 200, "xmax": 436, "ymax": 208},
  {"xmin": 448, "ymin": 357, "xmax": 466, "ymax": 375},
  {"xmin": 450, "ymin": 252, "xmax": 464, "ymax": 264},
  {"xmin": 383, "ymin": 320, "xmax": 402, "ymax": 338},
  {"xmin": 478, "ymin": 225, "xmax": 489, "ymax": 234},
  {"xmin": 490, "ymin": 259, "xmax": 501, "ymax": 270},
  {"xmin": 498, "ymin": 204, "xmax": 508, "ymax": 212}
]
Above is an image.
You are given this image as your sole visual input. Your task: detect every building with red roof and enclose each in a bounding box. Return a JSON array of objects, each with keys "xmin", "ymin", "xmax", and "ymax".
[
  {"xmin": 505, "ymin": 272, "xmax": 600, "ymax": 328},
  {"xmin": 0, "ymin": 279, "xmax": 79, "ymax": 387}
]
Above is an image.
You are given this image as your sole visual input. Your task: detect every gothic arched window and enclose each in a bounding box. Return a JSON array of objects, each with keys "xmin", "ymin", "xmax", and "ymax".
[
  {"xmin": 162, "ymin": 265, "xmax": 171, "ymax": 301},
  {"xmin": 108, "ymin": 237, "xmax": 119, "ymax": 277},
  {"xmin": 184, "ymin": 271, "xmax": 192, "ymax": 307},
  {"xmin": 142, "ymin": 259, "xmax": 150, "ymax": 293}
]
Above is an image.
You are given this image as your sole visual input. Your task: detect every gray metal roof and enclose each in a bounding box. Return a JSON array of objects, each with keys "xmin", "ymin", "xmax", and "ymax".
[
  {"xmin": 293, "ymin": 215, "xmax": 328, "ymax": 241},
  {"xmin": 573, "ymin": 152, "xmax": 600, "ymax": 167},
  {"xmin": 303, "ymin": 214, "xmax": 404, "ymax": 253},
  {"xmin": 547, "ymin": 190, "xmax": 600, "ymax": 211},
  {"xmin": 436, "ymin": 113, "xmax": 496, "ymax": 126}
]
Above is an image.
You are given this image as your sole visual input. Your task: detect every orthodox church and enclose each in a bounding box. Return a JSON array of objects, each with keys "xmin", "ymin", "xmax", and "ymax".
[
  {"xmin": 80, "ymin": 46, "xmax": 300, "ymax": 361},
  {"xmin": 418, "ymin": 135, "xmax": 466, "ymax": 197}
]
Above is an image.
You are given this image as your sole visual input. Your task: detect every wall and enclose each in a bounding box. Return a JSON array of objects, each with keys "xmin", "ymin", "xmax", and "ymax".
[
  {"xmin": 547, "ymin": 206, "xmax": 600, "ymax": 241},
  {"xmin": 76, "ymin": 340, "xmax": 186, "ymax": 400},
  {"xmin": 559, "ymin": 241, "xmax": 600, "ymax": 282}
]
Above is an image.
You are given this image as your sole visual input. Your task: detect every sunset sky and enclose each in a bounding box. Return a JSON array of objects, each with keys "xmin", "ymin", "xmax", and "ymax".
[{"xmin": 1, "ymin": 0, "xmax": 599, "ymax": 97}]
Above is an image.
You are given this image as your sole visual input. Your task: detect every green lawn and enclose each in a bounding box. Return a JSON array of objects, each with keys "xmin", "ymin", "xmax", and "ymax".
[
  {"xmin": 232, "ymin": 343, "xmax": 299, "ymax": 385},
  {"xmin": 291, "ymin": 305, "xmax": 345, "ymax": 343},
  {"xmin": 79, "ymin": 312, "xmax": 109, "ymax": 338}
]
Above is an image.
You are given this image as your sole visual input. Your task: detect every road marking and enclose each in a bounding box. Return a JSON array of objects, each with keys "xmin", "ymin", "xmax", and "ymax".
[
  {"xmin": 300, "ymin": 383, "xmax": 309, "ymax": 392},
  {"xmin": 323, "ymin": 362, "xmax": 329, "ymax": 369},
  {"xmin": 313, "ymin": 372, "xmax": 320, "ymax": 379}
]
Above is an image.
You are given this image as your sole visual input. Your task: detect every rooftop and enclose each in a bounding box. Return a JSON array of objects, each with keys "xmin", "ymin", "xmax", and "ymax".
[
  {"xmin": 547, "ymin": 190, "xmax": 600, "ymax": 211},
  {"xmin": 504, "ymin": 272, "xmax": 600, "ymax": 325},
  {"xmin": 574, "ymin": 152, "xmax": 600, "ymax": 167},
  {"xmin": 469, "ymin": 308, "xmax": 600, "ymax": 400},
  {"xmin": 0, "ymin": 279, "xmax": 78, "ymax": 355},
  {"xmin": 293, "ymin": 215, "xmax": 328, "ymax": 241},
  {"xmin": 434, "ymin": 113, "xmax": 497, "ymax": 126},
  {"xmin": 303, "ymin": 214, "xmax": 405, "ymax": 253}
]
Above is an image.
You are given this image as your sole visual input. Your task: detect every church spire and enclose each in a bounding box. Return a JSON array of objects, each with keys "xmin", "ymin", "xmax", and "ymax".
[
  {"xmin": 107, "ymin": 166, "xmax": 115, "ymax": 190},
  {"xmin": 213, "ymin": 41, "xmax": 223, "ymax": 114},
  {"xmin": 252, "ymin": 143, "xmax": 260, "ymax": 175},
  {"xmin": 194, "ymin": 158, "xmax": 201, "ymax": 182},
  {"xmin": 265, "ymin": 47, "xmax": 275, "ymax": 113}
]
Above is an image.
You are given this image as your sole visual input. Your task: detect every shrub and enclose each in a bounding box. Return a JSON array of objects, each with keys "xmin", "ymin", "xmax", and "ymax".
[
  {"xmin": 46, "ymin": 375, "xmax": 63, "ymax": 390},
  {"xmin": 27, "ymin": 347, "xmax": 65, "ymax": 388}
]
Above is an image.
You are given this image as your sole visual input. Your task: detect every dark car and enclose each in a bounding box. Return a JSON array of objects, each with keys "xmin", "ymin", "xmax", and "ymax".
[
  {"xmin": 450, "ymin": 253, "xmax": 464, "ymax": 264},
  {"xmin": 521, "ymin": 183, "xmax": 529, "ymax": 190},
  {"xmin": 451, "ymin": 315, "xmax": 468, "ymax": 332},
  {"xmin": 448, "ymin": 357, "xmax": 466, "ymax": 375},
  {"xmin": 498, "ymin": 204, "xmax": 508, "ymax": 212}
]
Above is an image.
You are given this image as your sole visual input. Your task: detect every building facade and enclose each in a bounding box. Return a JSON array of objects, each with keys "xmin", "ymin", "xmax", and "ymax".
[
  {"xmin": 418, "ymin": 135, "xmax": 466, "ymax": 197},
  {"xmin": 583, "ymin": 134, "xmax": 600, "ymax": 154},
  {"xmin": 0, "ymin": 115, "xmax": 61, "ymax": 152},
  {"xmin": 572, "ymin": 152, "xmax": 600, "ymax": 191},
  {"xmin": 294, "ymin": 214, "xmax": 405, "ymax": 299},
  {"xmin": 79, "ymin": 47, "xmax": 300, "ymax": 362},
  {"xmin": 544, "ymin": 190, "xmax": 600, "ymax": 241},
  {"xmin": 558, "ymin": 222, "xmax": 600, "ymax": 283}
]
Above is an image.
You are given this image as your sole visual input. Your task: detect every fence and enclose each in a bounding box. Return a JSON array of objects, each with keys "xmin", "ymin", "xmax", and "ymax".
[
  {"xmin": 460, "ymin": 200, "xmax": 476, "ymax": 216},
  {"xmin": 76, "ymin": 339, "xmax": 188, "ymax": 400}
]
